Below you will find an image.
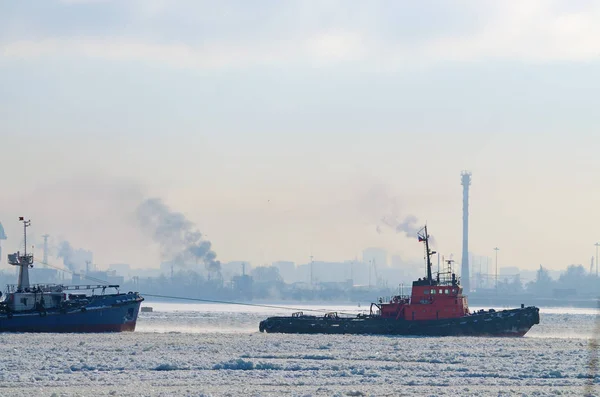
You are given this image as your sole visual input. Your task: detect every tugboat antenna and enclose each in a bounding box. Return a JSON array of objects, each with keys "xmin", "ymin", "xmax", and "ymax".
[{"xmin": 418, "ymin": 225, "xmax": 435, "ymax": 285}]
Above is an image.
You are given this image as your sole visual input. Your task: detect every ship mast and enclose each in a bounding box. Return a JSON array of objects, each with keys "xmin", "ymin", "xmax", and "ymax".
[
  {"xmin": 8, "ymin": 217, "xmax": 34, "ymax": 291},
  {"xmin": 418, "ymin": 225, "xmax": 436, "ymax": 285}
]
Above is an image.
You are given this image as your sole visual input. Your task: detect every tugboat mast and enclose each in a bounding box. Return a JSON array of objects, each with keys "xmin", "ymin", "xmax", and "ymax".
[
  {"xmin": 8, "ymin": 217, "xmax": 34, "ymax": 291},
  {"xmin": 418, "ymin": 225, "xmax": 436, "ymax": 285}
]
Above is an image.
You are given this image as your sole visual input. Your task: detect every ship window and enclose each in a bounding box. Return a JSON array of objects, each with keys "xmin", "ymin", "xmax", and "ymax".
[
  {"xmin": 439, "ymin": 289, "xmax": 442, "ymax": 294},
  {"xmin": 431, "ymin": 289, "xmax": 436, "ymax": 294},
  {"xmin": 424, "ymin": 290, "xmax": 429, "ymax": 294},
  {"xmin": 452, "ymin": 289, "xmax": 456, "ymax": 294},
  {"xmin": 445, "ymin": 289, "xmax": 449, "ymax": 294},
  {"xmin": 21, "ymin": 298, "xmax": 27, "ymax": 305}
]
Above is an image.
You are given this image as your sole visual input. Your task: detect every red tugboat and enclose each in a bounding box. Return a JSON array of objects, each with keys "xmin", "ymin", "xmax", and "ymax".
[{"xmin": 259, "ymin": 226, "xmax": 539, "ymax": 336}]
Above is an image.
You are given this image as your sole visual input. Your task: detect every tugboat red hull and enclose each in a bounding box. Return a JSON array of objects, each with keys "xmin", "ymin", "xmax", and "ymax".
[
  {"xmin": 260, "ymin": 225, "xmax": 541, "ymax": 337},
  {"xmin": 259, "ymin": 306, "xmax": 540, "ymax": 337}
]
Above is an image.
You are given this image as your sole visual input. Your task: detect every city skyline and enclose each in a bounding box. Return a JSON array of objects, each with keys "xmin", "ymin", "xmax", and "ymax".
[{"xmin": 1, "ymin": 1, "xmax": 599, "ymax": 271}]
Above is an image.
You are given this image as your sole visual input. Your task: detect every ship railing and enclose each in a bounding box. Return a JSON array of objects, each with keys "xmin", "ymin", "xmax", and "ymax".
[
  {"xmin": 378, "ymin": 295, "xmax": 410, "ymax": 304},
  {"xmin": 5, "ymin": 283, "xmax": 65, "ymax": 293},
  {"xmin": 61, "ymin": 284, "xmax": 120, "ymax": 292},
  {"xmin": 5, "ymin": 284, "xmax": 120, "ymax": 294},
  {"xmin": 389, "ymin": 294, "xmax": 410, "ymax": 303},
  {"xmin": 436, "ymin": 271, "xmax": 458, "ymax": 286}
]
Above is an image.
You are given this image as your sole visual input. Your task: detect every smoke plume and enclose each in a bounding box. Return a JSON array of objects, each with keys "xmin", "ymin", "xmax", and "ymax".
[
  {"xmin": 381, "ymin": 214, "xmax": 420, "ymax": 238},
  {"xmin": 382, "ymin": 214, "xmax": 419, "ymax": 238},
  {"xmin": 381, "ymin": 214, "xmax": 436, "ymax": 246},
  {"xmin": 359, "ymin": 184, "xmax": 431, "ymax": 242},
  {"xmin": 136, "ymin": 198, "xmax": 221, "ymax": 273},
  {"xmin": 57, "ymin": 240, "xmax": 75, "ymax": 271}
]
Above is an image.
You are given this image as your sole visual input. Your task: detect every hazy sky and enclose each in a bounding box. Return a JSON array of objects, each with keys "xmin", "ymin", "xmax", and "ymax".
[{"xmin": 1, "ymin": 1, "xmax": 599, "ymax": 273}]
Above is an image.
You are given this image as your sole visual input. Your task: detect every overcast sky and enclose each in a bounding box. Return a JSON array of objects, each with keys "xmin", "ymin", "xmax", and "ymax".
[{"xmin": 1, "ymin": 0, "xmax": 599, "ymax": 273}]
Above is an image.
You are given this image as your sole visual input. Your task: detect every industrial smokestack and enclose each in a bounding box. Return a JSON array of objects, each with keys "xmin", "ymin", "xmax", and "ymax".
[
  {"xmin": 0, "ymin": 221, "xmax": 6, "ymax": 264},
  {"xmin": 42, "ymin": 234, "xmax": 49, "ymax": 268},
  {"xmin": 461, "ymin": 171, "xmax": 472, "ymax": 293}
]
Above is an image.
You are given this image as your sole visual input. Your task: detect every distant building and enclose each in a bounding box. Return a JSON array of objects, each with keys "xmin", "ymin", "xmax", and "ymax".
[
  {"xmin": 72, "ymin": 270, "xmax": 124, "ymax": 285},
  {"xmin": 362, "ymin": 248, "xmax": 388, "ymax": 268},
  {"xmin": 160, "ymin": 261, "xmax": 176, "ymax": 277},
  {"xmin": 70, "ymin": 249, "xmax": 94, "ymax": 273},
  {"xmin": 499, "ymin": 266, "xmax": 520, "ymax": 276},
  {"xmin": 296, "ymin": 261, "xmax": 356, "ymax": 284},
  {"xmin": 108, "ymin": 263, "xmax": 131, "ymax": 277},
  {"xmin": 221, "ymin": 261, "xmax": 249, "ymax": 281},
  {"xmin": 272, "ymin": 261, "xmax": 295, "ymax": 283},
  {"xmin": 29, "ymin": 268, "xmax": 59, "ymax": 284},
  {"xmin": 129, "ymin": 268, "xmax": 163, "ymax": 279},
  {"xmin": 390, "ymin": 255, "xmax": 403, "ymax": 268},
  {"xmin": 345, "ymin": 261, "xmax": 369, "ymax": 286}
]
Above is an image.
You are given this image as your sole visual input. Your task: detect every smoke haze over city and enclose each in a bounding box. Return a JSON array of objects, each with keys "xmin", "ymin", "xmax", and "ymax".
[{"xmin": 1, "ymin": 1, "xmax": 599, "ymax": 271}]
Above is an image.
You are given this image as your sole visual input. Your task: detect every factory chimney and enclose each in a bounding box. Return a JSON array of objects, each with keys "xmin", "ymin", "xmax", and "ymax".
[
  {"xmin": 0, "ymin": 221, "xmax": 6, "ymax": 264},
  {"xmin": 42, "ymin": 234, "xmax": 49, "ymax": 268},
  {"xmin": 461, "ymin": 171, "xmax": 472, "ymax": 293}
]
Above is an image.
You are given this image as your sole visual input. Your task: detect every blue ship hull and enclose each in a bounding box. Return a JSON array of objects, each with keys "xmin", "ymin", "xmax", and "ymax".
[{"xmin": 0, "ymin": 293, "xmax": 143, "ymax": 333}]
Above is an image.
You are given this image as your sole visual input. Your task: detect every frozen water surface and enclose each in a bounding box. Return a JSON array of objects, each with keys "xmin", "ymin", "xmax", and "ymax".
[{"xmin": 0, "ymin": 303, "xmax": 598, "ymax": 396}]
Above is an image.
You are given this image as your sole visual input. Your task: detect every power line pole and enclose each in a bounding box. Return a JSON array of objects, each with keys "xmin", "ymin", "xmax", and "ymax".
[
  {"xmin": 310, "ymin": 255, "xmax": 314, "ymax": 286},
  {"xmin": 494, "ymin": 247, "xmax": 500, "ymax": 290},
  {"xmin": 595, "ymin": 242, "xmax": 600, "ymax": 278}
]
